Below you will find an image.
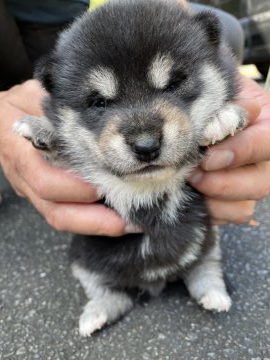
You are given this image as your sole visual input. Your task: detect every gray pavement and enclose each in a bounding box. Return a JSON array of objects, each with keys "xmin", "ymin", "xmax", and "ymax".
[{"xmin": 0, "ymin": 169, "xmax": 270, "ymax": 360}]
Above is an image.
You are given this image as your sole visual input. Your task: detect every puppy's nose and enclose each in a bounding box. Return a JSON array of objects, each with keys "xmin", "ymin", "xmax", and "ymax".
[{"xmin": 132, "ymin": 136, "xmax": 161, "ymax": 162}]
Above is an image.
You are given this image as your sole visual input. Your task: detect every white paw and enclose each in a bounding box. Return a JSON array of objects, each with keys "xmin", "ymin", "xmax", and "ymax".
[
  {"xmin": 200, "ymin": 105, "xmax": 246, "ymax": 146},
  {"xmin": 79, "ymin": 307, "xmax": 107, "ymax": 337},
  {"xmin": 13, "ymin": 120, "xmax": 33, "ymax": 139},
  {"xmin": 199, "ymin": 289, "xmax": 232, "ymax": 312}
]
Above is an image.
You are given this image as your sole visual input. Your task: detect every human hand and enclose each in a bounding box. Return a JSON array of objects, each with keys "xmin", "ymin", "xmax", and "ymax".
[
  {"xmin": 0, "ymin": 80, "xmax": 137, "ymax": 236},
  {"xmin": 189, "ymin": 75, "xmax": 270, "ymax": 224}
]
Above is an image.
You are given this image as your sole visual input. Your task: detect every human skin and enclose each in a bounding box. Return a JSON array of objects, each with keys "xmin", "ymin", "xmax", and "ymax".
[
  {"xmin": 189, "ymin": 75, "xmax": 270, "ymax": 224},
  {"xmin": 0, "ymin": 77, "xmax": 269, "ymax": 233}
]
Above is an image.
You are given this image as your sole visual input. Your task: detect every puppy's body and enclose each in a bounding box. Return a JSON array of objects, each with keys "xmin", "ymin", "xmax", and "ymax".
[{"xmin": 14, "ymin": 0, "xmax": 246, "ymax": 336}]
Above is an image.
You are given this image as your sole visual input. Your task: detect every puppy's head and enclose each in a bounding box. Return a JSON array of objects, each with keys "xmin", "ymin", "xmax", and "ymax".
[{"xmin": 36, "ymin": 0, "xmax": 236, "ymax": 184}]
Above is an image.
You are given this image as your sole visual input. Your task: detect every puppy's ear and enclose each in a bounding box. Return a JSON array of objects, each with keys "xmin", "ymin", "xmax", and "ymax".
[
  {"xmin": 34, "ymin": 54, "xmax": 54, "ymax": 93},
  {"xmin": 193, "ymin": 11, "xmax": 221, "ymax": 46}
]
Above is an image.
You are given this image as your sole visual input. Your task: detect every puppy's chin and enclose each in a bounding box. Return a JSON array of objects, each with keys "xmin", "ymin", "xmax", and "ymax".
[{"xmin": 123, "ymin": 166, "xmax": 178, "ymax": 183}]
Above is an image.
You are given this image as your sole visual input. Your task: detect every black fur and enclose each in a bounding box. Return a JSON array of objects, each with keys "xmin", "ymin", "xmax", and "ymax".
[
  {"xmin": 37, "ymin": 0, "xmax": 238, "ymax": 130},
  {"xmin": 17, "ymin": 0, "xmax": 243, "ymax": 332},
  {"xmin": 33, "ymin": 0, "xmax": 239, "ymax": 291},
  {"xmin": 70, "ymin": 186, "xmax": 213, "ymax": 289}
]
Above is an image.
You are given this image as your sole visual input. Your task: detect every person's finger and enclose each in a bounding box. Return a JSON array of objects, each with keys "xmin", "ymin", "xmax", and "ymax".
[
  {"xmin": 0, "ymin": 91, "xmax": 7, "ymax": 99},
  {"xmin": 44, "ymin": 202, "xmax": 130, "ymax": 236},
  {"xmin": 7, "ymin": 80, "xmax": 47, "ymax": 116},
  {"xmin": 16, "ymin": 141, "xmax": 100, "ymax": 203},
  {"xmin": 201, "ymin": 120, "xmax": 270, "ymax": 171},
  {"xmin": 206, "ymin": 198, "xmax": 256, "ymax": 224},
  {"xmin": 190, "ymin": 161, "xmax": 270, "ymax": 201},
  {"xmin": 2, "ymin": 159, "xmax": 136, "ymax": 237},
  {"xmin": 22, "ymin": 181, "xmax": 140, "ymax": 236},
  {"xmin": 234, "ymin": 97, "xmax": 261, "ymax": 124},
  {"xmin": 238, "ymin": 75, "xmax": 270, "ymax": 111}
]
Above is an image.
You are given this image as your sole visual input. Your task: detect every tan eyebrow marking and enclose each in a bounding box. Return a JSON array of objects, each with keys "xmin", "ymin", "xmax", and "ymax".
[
  {"xmin": 87, "ymin": 66, "xmax": 118, "ymax": 98},
  {"xmin": 148, "ymin": 53, "xmax": 174, "ymax": 89}
]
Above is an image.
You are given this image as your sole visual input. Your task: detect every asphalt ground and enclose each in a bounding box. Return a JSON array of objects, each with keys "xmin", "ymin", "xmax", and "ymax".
[{"xmin": 0, "ymin": 164, "xmax": 270, "ymax": 360}]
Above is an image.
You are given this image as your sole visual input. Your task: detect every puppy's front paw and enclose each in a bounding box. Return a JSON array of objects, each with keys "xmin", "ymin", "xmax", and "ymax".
[
  {"xmin": 14, "ymin": 116, "xmax": 55, "ymax": 151},
  {"xmin": 79, "ymin": 302, "xmax": 108, "ymax": 337},
  {"xmin": 13, "ymin": 117, "xmax": 34, "ymax": 140},
  {"xmin": 199, "ymin": 289, "xmax": 232, "ymax": 312},
  {"xmin": 199, "ymin": 104, "xmax": 247, "ymax": 146}
]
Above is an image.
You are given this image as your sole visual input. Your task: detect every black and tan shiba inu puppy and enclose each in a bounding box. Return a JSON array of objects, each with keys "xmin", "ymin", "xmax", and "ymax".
[{"xmin": 14, "ymin": 0, "xmax": 246, "ymax": 336}]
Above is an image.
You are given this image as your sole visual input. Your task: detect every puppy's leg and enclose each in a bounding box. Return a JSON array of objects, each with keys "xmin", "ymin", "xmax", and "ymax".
[
  {"xmin": 183, "ymin": 230, "xmax": 231, "ymax": 312},
  {"xmin": 145, "ymin": 280, "xmax": 166, "ymax": 297},
  {"xmin": 199, "ymin": 103, "xmax": 247, "ymax": 146},
  {"xmin": 13, "ymin": 115, "xmax": 56, "ymax": 151},
  {"xmin": 71, "ymin": 263, "xmax": 133, "ymax": 337}
]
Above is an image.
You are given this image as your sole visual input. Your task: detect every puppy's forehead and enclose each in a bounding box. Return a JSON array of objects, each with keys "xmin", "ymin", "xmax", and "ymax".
[
  {"xmin": 148, "ymin": 54, "xmax": 174, "ymax": 89},
  {"xmin": 87, "ymin": 66, "xmax": 118, "ymax": 98}
]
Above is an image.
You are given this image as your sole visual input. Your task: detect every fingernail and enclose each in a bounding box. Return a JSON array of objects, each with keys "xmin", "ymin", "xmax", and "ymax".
[
  {"xmin": 203, "ymin": 150, "xmax": 234, "ymax": 171},
  {"xmin": 124, "ymin": 224, "xmax": 142, "ymax": 234},
  {"xmin": 189, "ymin": 170, "xmax": 204, "ymax": 185}
]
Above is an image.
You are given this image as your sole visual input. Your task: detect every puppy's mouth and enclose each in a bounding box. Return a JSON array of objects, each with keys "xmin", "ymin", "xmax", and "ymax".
[
  {"xmin": 123, "ymin": 164, "xmax": 170, "ymax": 178},
  {"xmin": 107, "ymin": 164, "xmax": 167, "ymax": 177},
  {"xmin": 131, "ymin": 164, "xmax": 165, "ymax": 175}
]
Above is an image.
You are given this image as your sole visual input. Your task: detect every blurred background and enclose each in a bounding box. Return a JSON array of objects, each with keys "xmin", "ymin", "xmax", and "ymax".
[{"xmin": 195, "ymin": 0, "xmax": 270, "ymax": 81}]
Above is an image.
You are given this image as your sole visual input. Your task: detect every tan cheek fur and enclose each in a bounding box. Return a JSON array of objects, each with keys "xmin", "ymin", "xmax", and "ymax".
[
  {"xmin": 98, "ymin": 116, "xmax": 130, "ymax": 161},
  {"xmin": 154, "ymin": 100, "xmax": 193, "ymax": 142}
]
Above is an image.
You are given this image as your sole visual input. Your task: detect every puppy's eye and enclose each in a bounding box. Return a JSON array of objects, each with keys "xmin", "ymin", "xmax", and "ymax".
[
  {"xmin": 164, "ymin": 75, "xmax": 187, "ymax": 92},
  {"xmin": 87, "ymin": 96, "xmax": 107, "ymax": 108}
]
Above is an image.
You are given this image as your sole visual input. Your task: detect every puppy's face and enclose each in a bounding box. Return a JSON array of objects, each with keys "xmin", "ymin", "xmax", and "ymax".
[
  {"xmin": 75, "ymin": 58, "xmax": 195, "ymax": 178},
  {"xmin": 38, "ymin": 0, "xmax": 233, "ymax": 183}
]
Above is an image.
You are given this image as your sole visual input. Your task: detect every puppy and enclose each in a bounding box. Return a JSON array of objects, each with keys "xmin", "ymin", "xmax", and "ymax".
[{"xmin": 14, "ymin": 0, "xmax": 246, "ymax": 336}]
